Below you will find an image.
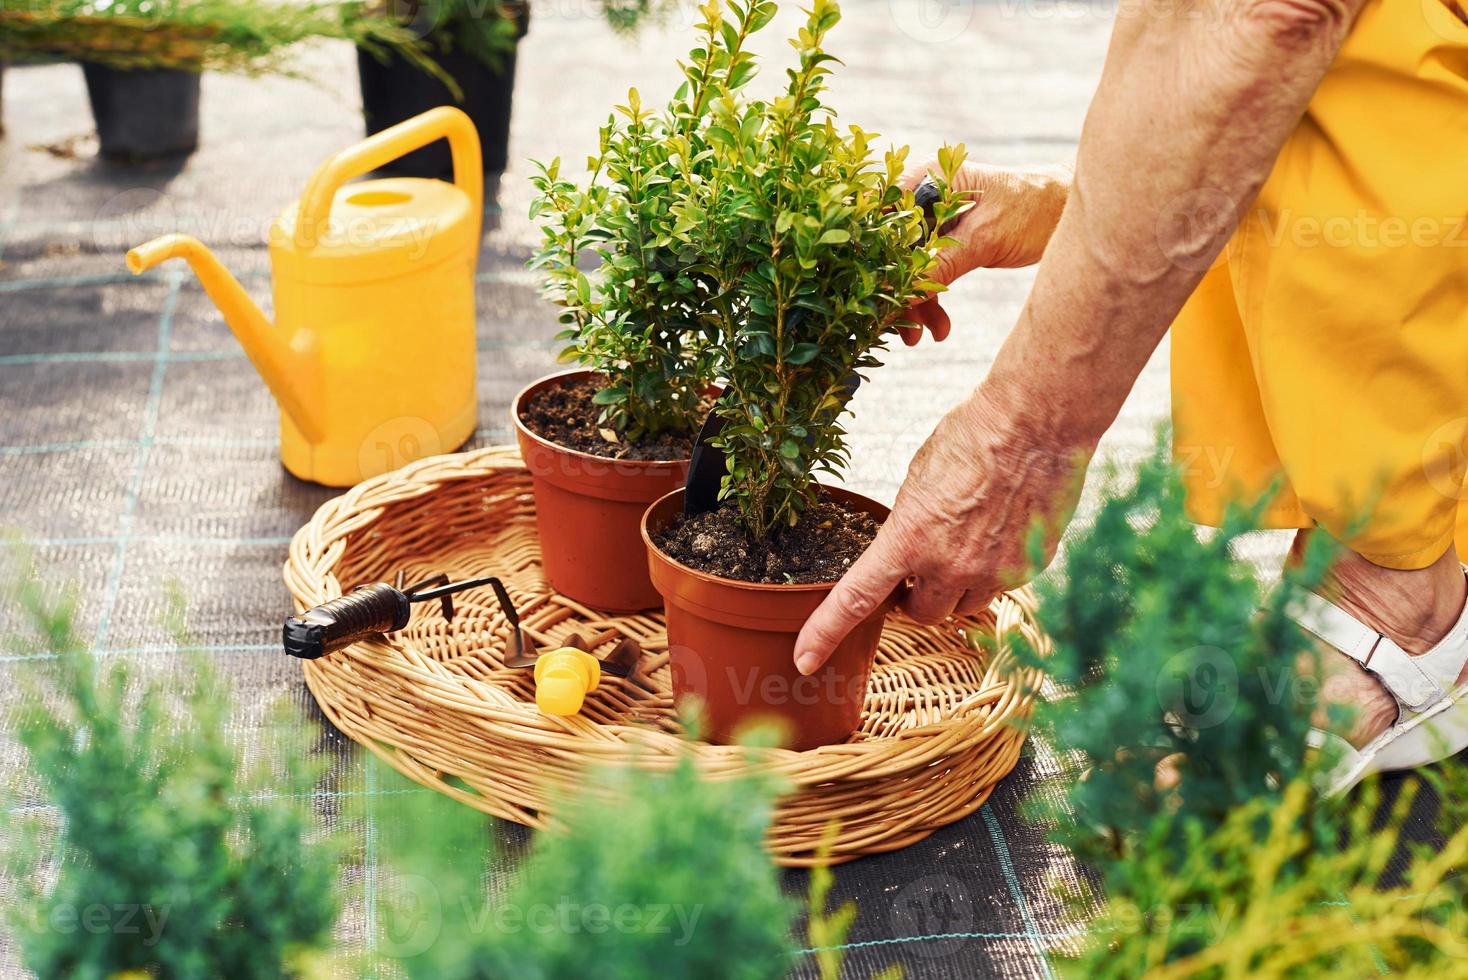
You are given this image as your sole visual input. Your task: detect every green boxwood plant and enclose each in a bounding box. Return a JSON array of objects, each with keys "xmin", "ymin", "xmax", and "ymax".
[
  {"xmin": 533, "ymin": 0, "xmax": 965, "ymax": 523},
  {"xmin": 528, "ymin": 0, "xmax": 774, "ymax": 443},
  {"xmin": 673, "ymin": 0, "xmax": 966, "ymax": 538}
]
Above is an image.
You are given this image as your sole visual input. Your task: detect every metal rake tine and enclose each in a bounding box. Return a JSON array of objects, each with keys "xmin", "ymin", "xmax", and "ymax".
[
  {"xmin": 403, "ymin": 572, "xmax": 450, "ymax": 594},
  {"xmin": 404, "ymin": 575, "xmax": 535, "ymax": 659},
  {"xmin": 403, "ymin": 573, "xmax": 453, "ymax": 619}
]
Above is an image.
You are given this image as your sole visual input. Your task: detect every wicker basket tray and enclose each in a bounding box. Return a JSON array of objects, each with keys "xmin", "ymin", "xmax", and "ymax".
[{"xmin": 285, "ymin": 446, "xmax": 1047, "ymax": 866}]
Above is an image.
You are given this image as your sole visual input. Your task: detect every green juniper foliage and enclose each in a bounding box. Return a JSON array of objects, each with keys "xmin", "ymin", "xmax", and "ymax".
[
  {"xmin": 0, "ymin": 0, "xmax": 432, "ymax": 76},
  {"xmin": 1018, "ymin": 441, "xmax": 1468, "ymax": 976},
  {"xmin": 528, "ymin": 0, "xmax": 775, "ymax": 442},
  {"xmin": 1067, "ymin": 777, "xmax": 1468, "ymax": 978},
  {"xmin": 803, "ymin": 825, "xmax": 903, "ymax": 980},
  {"xmin": 1017, "ymin": 440, "xmax": 1341, "ymax": 858},
  {"xmin": 2, "ymin": 571, "xmax": 341, "ymax": 979},
  {"xmin": 376, "ymin": 751, "xmax": 796, "ymax": 979},
  {"xmin": 383, "ymin": 0, "xmax": 527, "ymax": 74},
  {"xmin": 671, "ymin": 0, "xmax": 967, "ymax": 537}
]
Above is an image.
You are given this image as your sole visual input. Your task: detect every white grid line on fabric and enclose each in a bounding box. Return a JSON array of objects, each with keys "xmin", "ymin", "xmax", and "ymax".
[{"xmin": 92, "ymin": 267, "xmax": 183, "ymax": 651}]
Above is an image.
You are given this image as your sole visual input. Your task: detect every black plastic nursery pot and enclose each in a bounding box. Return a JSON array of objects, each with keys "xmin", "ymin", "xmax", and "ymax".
[
  {"xmin": 82, "ymin": 63, "xmax": 201, "ymax": 162},
  {"xmin": 357, "ymin": 10, "xmax": 528, "ymax": 178}
]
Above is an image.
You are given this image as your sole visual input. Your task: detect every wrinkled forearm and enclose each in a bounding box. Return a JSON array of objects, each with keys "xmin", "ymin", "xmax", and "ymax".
[{"xmin": 983, "ymin": 0, "xmax": 1366, "ymax": 446}]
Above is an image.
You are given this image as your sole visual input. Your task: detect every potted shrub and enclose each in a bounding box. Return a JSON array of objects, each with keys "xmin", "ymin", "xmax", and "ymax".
[
  {"xmin": 516, "ymin": 1, "xmax": 766, "ymax": 611},
  {"xmin": 355, "ymin": 0, "xmax": 529, "ymax": 177},
  {"xmin": 0, "ymin": 0, "xmax": 426, "ymax": 161},
  {"xmin": 80, "ymin": 61, "xmax": 203, "ymax": 161},
  {"xmin": 636, "ymin": 0, "xmax": 965, "ymax": 749},
  {"xmin": 356, "ymin": 0, "xmax": 673, "ymax": 178}
]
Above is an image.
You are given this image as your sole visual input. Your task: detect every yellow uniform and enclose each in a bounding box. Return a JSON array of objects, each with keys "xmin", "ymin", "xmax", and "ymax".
[{"xmin": 1173, "ymin": 0, "xmax": 1468, "ymax": 569}]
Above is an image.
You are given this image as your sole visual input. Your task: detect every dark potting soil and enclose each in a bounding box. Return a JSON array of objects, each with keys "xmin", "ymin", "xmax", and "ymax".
[
  {"xmin": 521, "ymin": 376, "xmax": 697, "ymax": 461},
  {"xmin": 655, "ymin": 496, "xmax": 880, "ymax": 584}
]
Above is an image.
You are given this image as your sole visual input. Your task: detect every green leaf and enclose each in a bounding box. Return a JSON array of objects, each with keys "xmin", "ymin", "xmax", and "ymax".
[
  {"xmin": 779, "ymin": 439, "xmax": 800, "ymax": 459},
  {"xmin": 817, "ymin": 228, "xmax": 850, "ymax": 244},
  {"xmin": 591, "ymin": 387, "xmax": 628, "ymax": 405},
  {"xmin": 786, "ymin": 343, "xmax": 821, "ymax": 365}
]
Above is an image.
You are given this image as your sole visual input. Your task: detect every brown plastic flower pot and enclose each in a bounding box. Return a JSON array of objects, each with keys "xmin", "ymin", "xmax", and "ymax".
[
  {"xmin": 512, "ymin": 370, "xmax": 693, "ymax": 612},
  {"xmin": 641, "ymin": 486, "xmax": 897, "ymax": 751}
]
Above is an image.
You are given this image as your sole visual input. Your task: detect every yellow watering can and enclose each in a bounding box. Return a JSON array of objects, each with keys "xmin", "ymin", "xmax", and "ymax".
[{"xmin": 126, "ymin": 107, "xmax": 483, "ymax": 487}]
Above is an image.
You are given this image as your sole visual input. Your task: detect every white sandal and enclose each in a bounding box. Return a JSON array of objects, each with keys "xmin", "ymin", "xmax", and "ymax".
[{"xmin": 1290, "ymin": 579, "xmax": 1468, "ymax": 796}]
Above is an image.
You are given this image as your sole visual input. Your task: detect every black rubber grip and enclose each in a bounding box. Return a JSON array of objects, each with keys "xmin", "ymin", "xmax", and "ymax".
[
  {"xmin": 282, "ymin": 584, "xmax": 412, "ymax": 660},
  {"xmin": 914, "ymin": 175, "xmax": 941, "ymax": 245}
]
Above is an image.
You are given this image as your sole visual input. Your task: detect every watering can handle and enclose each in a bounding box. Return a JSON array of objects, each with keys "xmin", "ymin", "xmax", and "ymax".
[{"xmin": 293, "ymin": 106, "xmax": 483, "ymax": 249}]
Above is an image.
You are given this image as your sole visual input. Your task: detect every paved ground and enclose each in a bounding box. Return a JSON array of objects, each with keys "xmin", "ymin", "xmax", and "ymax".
[{"xmin": 0, "ymin": 2, "xmax": 1208, "ymax": 976}]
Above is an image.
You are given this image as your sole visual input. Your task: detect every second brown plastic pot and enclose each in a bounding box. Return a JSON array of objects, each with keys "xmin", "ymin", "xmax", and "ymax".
[
  {"xmin": 513, "ymin": 370, "xmax": 692, "ymax": 612},
  {"xmin": 642, "ymin": 487, "xmax": 896, "ymax": 751}
]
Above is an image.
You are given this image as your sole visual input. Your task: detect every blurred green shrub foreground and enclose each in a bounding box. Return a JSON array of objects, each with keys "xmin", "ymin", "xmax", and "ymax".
[
  {"xmin": 1019, "ymin": 440, "xmax": 1468, "ymax": 977},
  {"xmin": 4, "ymin": 439, "xmax": 1468, "ymax": 978}
]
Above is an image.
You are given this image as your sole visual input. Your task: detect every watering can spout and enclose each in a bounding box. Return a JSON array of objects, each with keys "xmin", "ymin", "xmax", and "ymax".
[{"xmin": 125, "ymin": 234, "xmax": 324, "ymax": 443}]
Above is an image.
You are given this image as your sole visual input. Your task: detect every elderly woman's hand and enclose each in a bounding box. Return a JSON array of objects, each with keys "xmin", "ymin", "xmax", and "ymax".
[
  {"xmin": 897, "ymin": 162, "xmax": 1070, "ymax": 346},
  {"xmin": 792, "ymin": 378, "xmax": 1093, "ymax": 675}
]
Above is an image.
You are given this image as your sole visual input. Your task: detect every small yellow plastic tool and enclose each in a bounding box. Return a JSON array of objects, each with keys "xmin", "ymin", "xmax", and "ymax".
[{"xmin": 533, "ymin": 647, "xmax": 602, "ymax": 717}]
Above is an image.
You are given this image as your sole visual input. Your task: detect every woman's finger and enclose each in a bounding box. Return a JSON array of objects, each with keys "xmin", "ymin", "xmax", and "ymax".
[
  {"xmin": 897, "ymin": 306, "xmax": 931, "ymax": 346},
  {"xmin": 794, "ymin": 528, "xmax": 910, "ymax": 675},
  {"xmin": 901, "ymin": 578, "xmax": 965, "ymax": 625},
  {"xmin": 923, "ymin": 300, "xmax": 952, "ymax": 342},
  {"xmin": 955, "ymin": 590, "xmax": 997, "ymax": 617},
  {"xmin": 898, "ymin": 302, "xmax": 948, "ymax": 346}
]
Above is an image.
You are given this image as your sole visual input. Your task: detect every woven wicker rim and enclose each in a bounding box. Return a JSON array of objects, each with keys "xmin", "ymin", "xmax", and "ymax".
[{"xmin": 284, "ymin": 445, "xmax": 1048, "ymax": 865}]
